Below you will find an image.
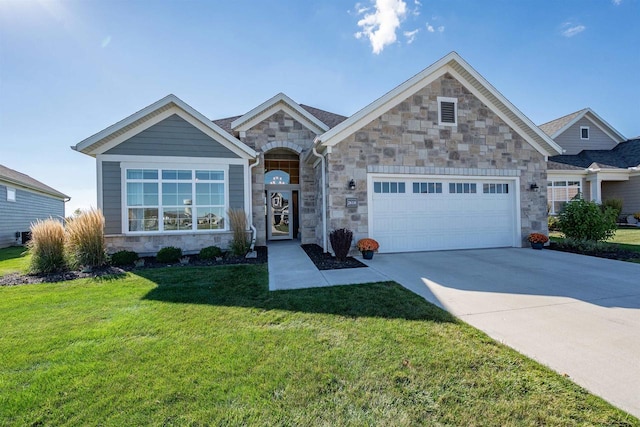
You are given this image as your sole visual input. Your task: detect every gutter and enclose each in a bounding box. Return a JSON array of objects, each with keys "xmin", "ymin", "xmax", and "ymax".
[
  {"xmin": 248, "ymin": 155, "xmax": 260, "ymax": 250},
  {"xmin": 311, "ymin": 144, "xmax": 328, "ymax": 252}
]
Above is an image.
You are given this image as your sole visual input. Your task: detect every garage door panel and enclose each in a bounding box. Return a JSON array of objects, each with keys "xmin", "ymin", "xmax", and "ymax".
[{"xmin": 371, "ymin": 177, "xmax": 516, "ymax": 253}]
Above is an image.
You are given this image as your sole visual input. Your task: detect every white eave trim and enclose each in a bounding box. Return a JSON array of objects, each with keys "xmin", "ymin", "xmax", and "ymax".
[
  {"xmin": 230, "ymin": 93, "xmax": 329, "ymax": 134},
  {"xmin": 72, "ymin": 94, "xmax": 257, "ymax": 159},
  {"xmin": 316, "ymin": 51, "xmax": 562, "ymax": 157},
  {"xmin": 550, "ymin": 108, "xmax": 626, "ymax": 143}
]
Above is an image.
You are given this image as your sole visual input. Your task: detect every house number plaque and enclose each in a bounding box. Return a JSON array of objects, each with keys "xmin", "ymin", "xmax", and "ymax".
[{"xmin": 346, "ymin": 198, "xmax": 358, "ymax": 208}]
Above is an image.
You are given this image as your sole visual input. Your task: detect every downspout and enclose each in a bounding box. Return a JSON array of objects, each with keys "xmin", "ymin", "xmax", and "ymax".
[
  {"xmin": 312, "ymin": 144, "xmax": 328, "ymax": 252},
  {"xmin": 248, "ymin": 155, "xmax": 260, "ymax": 251}
]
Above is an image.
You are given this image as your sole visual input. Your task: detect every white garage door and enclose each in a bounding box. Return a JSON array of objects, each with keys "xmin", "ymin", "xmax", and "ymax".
[{"xmin": 370, "ymin": 176, "xmax": 518, "ymax": 253}]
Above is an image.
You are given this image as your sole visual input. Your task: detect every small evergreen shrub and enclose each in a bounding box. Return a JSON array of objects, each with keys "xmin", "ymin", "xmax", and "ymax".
[
  {"xmin": 28, "ymin": 218, "xmax": 66, "ymax": 274},
  {"xmin": 330, "ymin": 228, "xmax": 353, "ymax": 261},
  {"xmin": 558, "ymin": 197, "xmax": 617, "ymax": 242},
  {"xmin": 548, "ymin": 215, "xmax": 560, "ymax": 232},
  {"xmin": 602, "ymin": 198, "xmax": 623, "ymax": 220},
  {"xmin": 199, "ymin": 246, "xmax": 223, "ymax": 260},
  {"xmin": 65, "ymin": 208, "xmax": 107, "ymax": 269},
  {"xmin": 228, "ymin": 209, "xmax": 250, "ymax": 256},
  {"xmin": 156, "ymin": 246, "xmax": 182, "ymax": 263},
  {"xmin": 110, "ymin": 250, "xmax": 139, "ymax": 267},
  {"xmin": 555, "ymin": 238, "xmax": 619, "ymax": 254}
]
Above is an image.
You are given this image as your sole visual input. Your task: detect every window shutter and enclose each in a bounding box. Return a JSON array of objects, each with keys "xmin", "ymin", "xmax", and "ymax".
[{"xmin": 440, "ymin": 101, "xmax": 455, "ymax": 124}]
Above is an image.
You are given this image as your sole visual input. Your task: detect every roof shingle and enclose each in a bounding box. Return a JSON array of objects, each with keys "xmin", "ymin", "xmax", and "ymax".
[{"xmin": 0, "ymin": 164, "xmax": 69, "ymax": 200}]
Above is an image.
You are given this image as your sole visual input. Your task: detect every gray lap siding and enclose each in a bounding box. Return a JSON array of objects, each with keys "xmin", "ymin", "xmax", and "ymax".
[
  {"xmin": 99, "ymin": 114, "xmax": 246, "ymax": 253},
  {"xmin": 0, "ymin": 184, "xmax": 65, "ymax": 248}
]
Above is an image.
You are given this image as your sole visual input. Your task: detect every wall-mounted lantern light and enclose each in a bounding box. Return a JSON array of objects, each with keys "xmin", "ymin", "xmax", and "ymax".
[
  {"xmin": 530, "ymin": 183, "xmax": 539, "ymax": 192},
  {"xmin": 348, "ymin": 179, "xmax": 356, "ymax": 191}
]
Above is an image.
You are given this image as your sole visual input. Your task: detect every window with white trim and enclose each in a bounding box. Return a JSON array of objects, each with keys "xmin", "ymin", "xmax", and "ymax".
[
  {"xmin": 449, "ymin": 182, "xmax": 476, "ymax": 194},
  {"xmin": 547, "ymin": 180, "xmax": 581, "ymax": 215},
  {"xmin": 413, "ymin": 182, "xmax": 442, "ymax": 194},
  {"xmin": 580, "ymin": 126, "xmax": 590, "ymax": 140},
  {"xmin": 373, "ymin": 181, "xmax": 406, "ymax": 193},
  {"xmin": 125, "ymin": 168, "xmax": 226, "ymax": 233},
  {"xmin": 483, "ymin": 183, "xmax": 509, "ymax": 194},
  {"xmin": 6, "ymin": 187, "xmax": 16, "ymax": 202},
  {"xmin": 437, "ymin": 96, "xmax": 457, "ymax": 126}
]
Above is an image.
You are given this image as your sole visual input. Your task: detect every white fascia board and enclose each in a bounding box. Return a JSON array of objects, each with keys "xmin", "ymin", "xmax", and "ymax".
[
  {"xmin": 88, "ymin": 107, "xmax": 256, "ymax": 160},
  {"xmin": 583, "ymin": 110, "xmax": 627, "ymax": 143},
  {"xmin": 98, "ymin": 154, "xmax": 247, "ymax": 166},
  {"xmin": 318, "ymin": 53, "xmax": 457, "ymax": 147},
  {"xmin": 547, "ymin": 170, "xmax": 588, "ymax": 178},
  {"xmin": 317, "ymin": 51, "xmax": 562, "ymax": 157},
  {"xmin": 231, "ymin": 93, "xmax": 329, "ymax": 133},
  {"xmin": 75, "ymin": 95, "xmax": 257, "ymax": 159},
  {"xmin": 548, "ymin": 111, "xmax": 588, "ymax": 140},
  {"xmin": 449, "ymin": 59, "xmax": 563, "ymax": 156}
]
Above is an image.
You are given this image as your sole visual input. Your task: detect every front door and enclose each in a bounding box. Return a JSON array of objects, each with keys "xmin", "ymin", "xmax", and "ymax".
[{"xmin": 267, "ymin": 189, "xmax": 293, "ymax": 240}]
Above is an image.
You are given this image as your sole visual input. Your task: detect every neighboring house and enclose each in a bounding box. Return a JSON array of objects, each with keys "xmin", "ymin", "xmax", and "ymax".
[
  {"xmin": 540, "ymin": 108, "xmax": 640, "ymax": 216},
  {"xmin": 0, "ymin": 164, "xmax": 70, "ymax": 248},
  {"xmin": 72, "ymin": 52, "xmax": 562, "ymax": 255}
]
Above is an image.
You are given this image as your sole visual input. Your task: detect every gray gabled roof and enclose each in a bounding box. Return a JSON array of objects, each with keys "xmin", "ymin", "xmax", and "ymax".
[
  {"xmin": 549, "ymin": 138, "xmax": 640, "ymax": 170},
  {"xmin": 212, "ymin": 104, "xmax": 348, "ymax": 134},
  {"xmin": 0, "ymin": 164, "xmax": 69, "ymax": 200},
  {"xmin": 539, "ymin": 109, "xmax": 587, "ymax": 137}
]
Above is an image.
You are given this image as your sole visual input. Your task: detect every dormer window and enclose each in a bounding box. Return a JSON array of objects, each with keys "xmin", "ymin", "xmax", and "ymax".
[
  {"xmin": 580, "ymin": 126, "xmax": 590, "ymax": 140},
  {"xmin": 437, "ymin": 97, "xmax": 457, "ymax": 126}
]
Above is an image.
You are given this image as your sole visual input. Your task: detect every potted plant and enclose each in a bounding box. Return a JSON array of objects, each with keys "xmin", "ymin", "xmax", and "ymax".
[
  {"xmin": 528, "ymin": 233, "xmax": 549, "ymax": 250},
  {"xmin": 356, "ymin": 238, "xmax": 379, "ymax": 259}
]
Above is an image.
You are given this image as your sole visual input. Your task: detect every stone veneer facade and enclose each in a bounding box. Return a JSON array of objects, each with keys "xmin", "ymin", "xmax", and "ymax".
[
  {"xmin": 105, "ymin": 232, "xmax": 247, "ymax": 256},
  {"xmin": 324, "ymin": 73, "xmax": 549, "ymax": 248},
  {"xmin": 239, "ymin": 111, "xmax": 320, "ymax": 246}
]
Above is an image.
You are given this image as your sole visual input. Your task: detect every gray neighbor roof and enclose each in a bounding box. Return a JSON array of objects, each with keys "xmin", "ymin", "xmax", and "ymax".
[
  {"xmin": 539, "ymin": 109, "xmax": 587, "ymax": 138},
  {"xmin": 0, "ymin": 164, "xmax": 69, "ymax": 200},
  {"xmin": 548, "ymin": 138, "xmax": 640, "ymax": 170},
  {"xmin": 212, "ymin": 105, "xmax": 348, "ymax": 135}
]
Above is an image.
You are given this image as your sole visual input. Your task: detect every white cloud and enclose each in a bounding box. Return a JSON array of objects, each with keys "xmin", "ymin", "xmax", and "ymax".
[
  {"xmin": 426, "ymin": 22, "xmax": 444, "ymax": 33},
  {"xmin": 404, "ymin": 29, "xmax": 419, "ymax": 44},
  {"xmin": 101, "ymin": 36, "xmax": 111, "ymax": 48},
  {"xmin": 612, "ymin": 0, "xmax": 622, "ymax": 5},
  {"xmin": 562, "ymin": 24, "xmax": 586, "ymax": 37},
  {"xmin": 354, "ymin": 0, "xmax": 408, "ymax": 54}
]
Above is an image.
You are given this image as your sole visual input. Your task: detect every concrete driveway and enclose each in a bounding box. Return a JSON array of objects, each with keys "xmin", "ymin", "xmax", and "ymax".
[{"xmin": 362, "ymin": 248, "xmax": 640, "ymax": 417}]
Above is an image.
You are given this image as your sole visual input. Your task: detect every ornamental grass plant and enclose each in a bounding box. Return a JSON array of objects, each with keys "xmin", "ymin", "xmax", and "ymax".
[
  {"xmin": 27, "ymin": 218, "xmax": 66, "ymax": 274},
  {"xmin": 65, "ymin": 208, "xmax": 107, "ymax": 270},
  {"xmin": 227, "ymin": 208, "xmax": 250, "ymax": 256}
]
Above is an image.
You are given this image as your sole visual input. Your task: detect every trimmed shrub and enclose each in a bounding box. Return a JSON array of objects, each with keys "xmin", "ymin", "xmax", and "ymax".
[
  {"xmin": 110, "ymin": 250, "xmax": 139, "ymax": 267},
  {"xmin": 555, "ymin": 238, "xmax": 619, "ymax": 254},
  {"xmin": 28, "ymin": 218, "xmax": 66, "ymax": 274},
  {"xmin": 330, "ymin": 228, "xmax": 353, "ymax": 261},
  {"xmin": 156, "ymin": 246, "xmax": 182, "ymax": 263},
  {"xmin": 227, "ymin": 209, "xmax": 250, "ymax": 256},
  {"xmin": 65, "ymin": 208, "xmax": 107, "ymax": 269},
  {"xmin": 199, "ymin": 246, "xmax": 222, "ymax": 260},
  {"xmin": 602, "ymin": 198, "xmax": 623, "ymax": 220},
  {"xmin": 548, "ymin": 215, "xmax": 560, "ymax": 232},
  {"xmin": 558, "ymin": 197, "xmax": 617, "ymax": 242}
]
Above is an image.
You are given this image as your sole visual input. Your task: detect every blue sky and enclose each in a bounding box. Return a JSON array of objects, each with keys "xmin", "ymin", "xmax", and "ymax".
[{"xmin": 1, "ymin": 0, "xmax": 638, "ymax": 213}]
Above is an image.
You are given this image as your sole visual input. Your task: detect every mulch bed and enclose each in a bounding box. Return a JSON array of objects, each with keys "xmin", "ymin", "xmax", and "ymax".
[
  {"xmin": 0, "ymin": 246, "xmax": 268, "ymax": 287},
  {"xmin": 301, "ymin": 244, "xmax": 366, "ymax": 270},
  {"xmin": 547, "ymin": 242, "xmax": 640, "ymax": 262}
]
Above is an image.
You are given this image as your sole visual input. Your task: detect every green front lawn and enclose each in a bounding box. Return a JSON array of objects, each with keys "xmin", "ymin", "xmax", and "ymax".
[
  {"xmin": 0, "ymin": 261, "xmax": 635, "ymax": 425},
  {"xmin": 551, "ymin": 227, "xmax": 640, "ymax": 253},
  {"xmin": 0, "ymin": 246, "xmax": 30, "ymax": 275}
]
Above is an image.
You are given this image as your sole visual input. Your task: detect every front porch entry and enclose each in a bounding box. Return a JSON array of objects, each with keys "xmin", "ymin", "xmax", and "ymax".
[
  {"xmin": 266, "ymin": 186, "xmax": 299, "ymax": 240},
  {"xmin": 264, "ymin": 148, "xmax": 301, "ymax": 242}
]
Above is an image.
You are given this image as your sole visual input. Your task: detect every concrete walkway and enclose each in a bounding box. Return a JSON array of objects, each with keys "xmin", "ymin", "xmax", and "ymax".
[
  {"xmin": 267, "ymin": 240, "xmax": 388, "ymax": 291},
  {"xmin": 361, "ymin": 248, "xmax": 640, "ymax": 418}
]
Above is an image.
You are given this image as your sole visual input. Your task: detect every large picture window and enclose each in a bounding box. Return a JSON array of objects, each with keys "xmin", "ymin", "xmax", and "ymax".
[
  {"xmin": 125, "ymin": 167, "xmax": 226, "ymax": 233},
  {"xmin": 547, "ymin": 180, "xmax": 581, "ymax": 215}
]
